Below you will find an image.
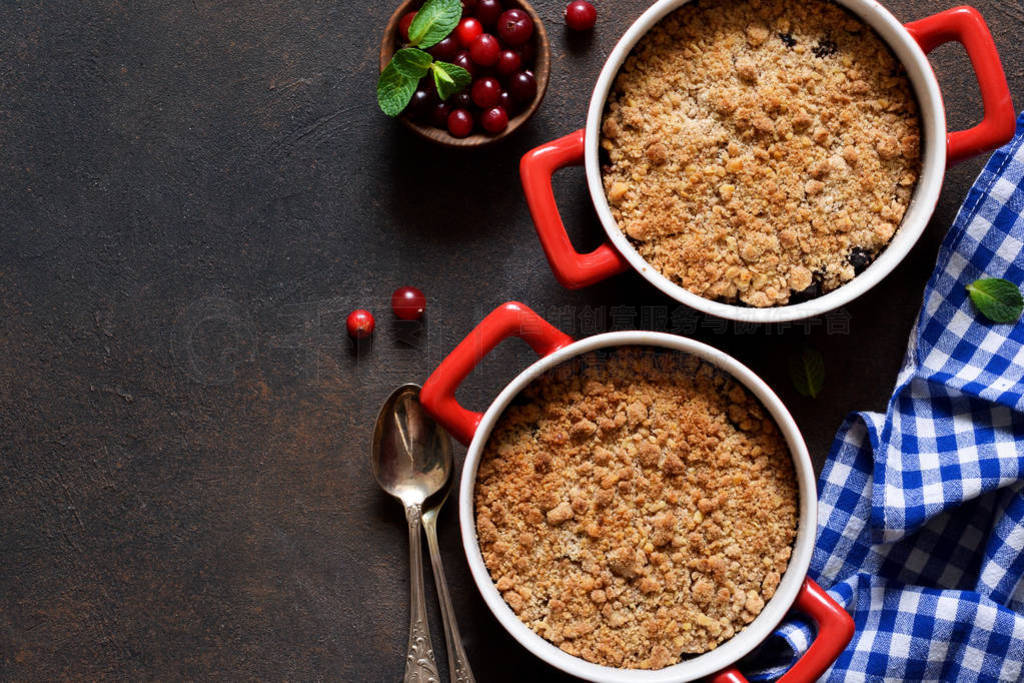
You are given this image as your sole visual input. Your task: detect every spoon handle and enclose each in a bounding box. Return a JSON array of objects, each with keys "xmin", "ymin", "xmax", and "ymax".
[
  {"xmin": 423, "ymin": 515, "xmax": 476, "ymax": 683},
  {"xmin": 404, "ymin": 504, "xmax": 440, "ymax": 683}
]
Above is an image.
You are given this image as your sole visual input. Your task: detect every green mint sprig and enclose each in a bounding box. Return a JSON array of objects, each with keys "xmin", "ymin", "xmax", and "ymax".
[
  {"xmin": 377, "ymin": 0, "xmax": 471, "ymax": 117},
  {"xmin": 788, "ymin": 345, "xmax": 825, "ymax": 398},
  {"xmin": 966, "ymin": 277, "xmax": 1024, "ymax": 324}
]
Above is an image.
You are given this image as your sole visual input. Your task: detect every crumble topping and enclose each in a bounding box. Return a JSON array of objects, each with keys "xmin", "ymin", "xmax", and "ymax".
[
  {"xmin": 601, "ymin": 0, "xmax": 922, "ymax": 307},
  {"xmin": 475, "ymin": 348, "xmax": 798, "ymax": 669}
]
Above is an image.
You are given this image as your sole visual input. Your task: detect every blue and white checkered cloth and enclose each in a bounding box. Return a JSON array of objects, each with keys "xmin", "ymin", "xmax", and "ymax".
[{"xmin": 746, "ymin": 113, "xmax": 1024, "ymax": 681}]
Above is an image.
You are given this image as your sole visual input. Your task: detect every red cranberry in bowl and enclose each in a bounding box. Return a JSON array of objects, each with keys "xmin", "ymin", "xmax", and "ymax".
[
  {"xmin": 497, "ymin": 89, "xmax": 518, "ymax": 114},
  {"xmin": 481, "ymin": 106, "xmax": 509, "ymax": 133},
  {"xmin": 517, "ymin": 40, "xmax": 536, "ymax": 64},
  {"xmin": 497, "ymin": 9, "xmax": 533, "ymax": 46},
  {"xmin": 407, "ymin": 88, "xmax": 436, "ymax": 119},
  {"xmin": 429, "ymin": 36, "xmax": 459, "ymax": 60},
  {"xmin": 450, "ymin": 91, "xmax": 473, "ymax": 110},
  {"xmin": 508, "ymin": 70, "xmax": 537, "ymax": 103},
  {"xmin": 455, "ymin": 17, "xmax": 484, "ymax": 47},
  {"xmin": 452, "ymin": 50, "xmax": 478, "ymax": 76},
  {"xmin": 471, "ymin": 76, "xmax": 503, "ymax": 108},
  {"xmin": 429, "ymin": 101, "xmax": 452, "ymax": 128},
  {"xmin": 496, "ymin": 49, "xmax": 521, "ymax": 76},
  {"xmin": 447, "ymin": 109, "xmax": 474, "ymax": 138},
  {"xmin": 475, "ymin": 0, "xmax": 503, "ymax": 27},
  {"xmin": 399, "ymin": 11, "xmax": 417, "ymax": 42},
  {"xmin": 469, "ymin": 33, "xmax": 500, "ymax": 67}
]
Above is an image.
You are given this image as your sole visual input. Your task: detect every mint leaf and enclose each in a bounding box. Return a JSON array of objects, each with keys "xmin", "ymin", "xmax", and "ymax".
[
  {"xmin": 967, "ymin": 277, "xmax": 1024, "ymax": 324},
  {"xmin": 788, "ymin": 346, "xmax": 825, "ymax": 398},
  {"xmin": 408, "ymin": 0, "xmax": 462, "ymax": 48},
  {"xmin": 391, "ymin": 48, "xmax": 433, "ymax": 80},
  {"xmin": 377, "ymin": 60, "xmax": 418, "ymax": 117},
  {"xmin": 431, "ymin": 60, "xmax": 471, "ymax": 100}
]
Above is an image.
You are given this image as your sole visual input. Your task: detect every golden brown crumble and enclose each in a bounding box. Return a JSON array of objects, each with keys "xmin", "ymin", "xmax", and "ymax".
[
  {"xmin": 601, "ymin": 0, "xmax": 921, "ymax": 307},
  {"xmin": 475, "ymin": 348, "xmax": 798, "ymax": 669}
]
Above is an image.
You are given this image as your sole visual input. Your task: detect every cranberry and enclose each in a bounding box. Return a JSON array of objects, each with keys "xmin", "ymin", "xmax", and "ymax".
[
  {"xmin": 429, "ymin": 36, "xmax": 459, "ymax": 60},
  {"xmin": 346, "ymin": 310, "xmax": 375, "ymax": 339},
  {"xmin": 450, "ymin": 91, "xmax": 473, "ymax": 110},
  {"xmin": 564, "ymin": 1, "xmax": 597, "ymax": 31},
  {"xmin": 471, "ymin": 77, "xmax": 502, "ymax": 108},
  {"xmin": 498, "ymin": 89, "xmax": 518, "ymax": 114},
  {"xmin": 452, "ymin": 50, "xmax": 477, "ymax": 76},
  {"xmin": 481, "ymin": 106, "xmax": 509, "ymax": 133},
  {"xmin": 497, "ymin": 9, "xmax": 533, "ymax": 46},
  {"xmin": 496, "ymin": 49, "xmax": 522, "ymax": 76},
  {"xmin": 508, "ymin": 70, "xmax": 537, "ymax": 102},
  {"xmin": 429, "ymin": 101, "xmax": 452, "ymax": 128},
  {"xmin": 462, "ymin": 0, "xmax": 478, "ymax": 12},
  {"xmin": 406, "ymin": 88, "xmax": 435, "ymax": 119},
  {"xmin": 398, "ymin": 11, "xmax": 417, "ymax": 42},
  {"xmin": 447, "ymin": 108, "xmax": 474, "ymax": 137},
  {"xmin": 469, "ymin": 33, "xmax": 500, "ymax": 67},
  {"xmin": 455, "ymin": 17, "xmax": 484, "ymax": 47},
  {"xmin": 518, "ymin": 40, "xmax": 536, "ymax": 64},
  {"xmin": 475, "ymin": 0, "xmax": 503, "ymax": 26},
  {"xmin": 392, "ymin": 287, "xmax": 427, "ymax": 320}
]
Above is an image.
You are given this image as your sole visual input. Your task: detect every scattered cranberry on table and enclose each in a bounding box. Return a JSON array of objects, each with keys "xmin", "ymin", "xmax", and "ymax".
[
  {"xmin": 399, "ymin": 11, "xmax": 417, "ymax": 41},
  {"xmin": 392, "ymin": 287, "xmax": 427, "ymax": 321},
  {"xmin": 346, "ymin": 310, "xmax": 375, "ymax": 339},
  {"xmin": 399, "ymin": 0, "xmax": 542, "ymax": 138},
  {"xmin": 564, "ymin": 1, "xmax": 596, "ymax": 31}
]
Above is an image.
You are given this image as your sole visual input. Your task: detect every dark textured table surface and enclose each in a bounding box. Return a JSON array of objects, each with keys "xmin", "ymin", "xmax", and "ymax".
[{"xmin": 1, "ymin": 0, "xmax": 1022, "ymax": 680}]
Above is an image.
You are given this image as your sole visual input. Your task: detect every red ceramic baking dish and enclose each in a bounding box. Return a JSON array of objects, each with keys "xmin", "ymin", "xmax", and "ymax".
[
  {"xmin": 420, "ymin": 302, "xmax": 855, "ymax": 682},
  {"xmin": 521, "ymin": 1, "xmax": 1014, "ymax": 323}
]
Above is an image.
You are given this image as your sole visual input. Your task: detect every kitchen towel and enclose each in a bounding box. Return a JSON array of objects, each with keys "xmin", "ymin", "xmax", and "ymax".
[{"xmin": 747, "ymin": 113, "xmax": 1024, "ymax": 682}]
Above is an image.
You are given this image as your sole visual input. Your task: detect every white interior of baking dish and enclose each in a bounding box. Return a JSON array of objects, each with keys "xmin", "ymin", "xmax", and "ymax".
[
  {"xmin": 458, "ymin": 331, "xmax": 817, "ymax": 682},
  {"xmin": 584, "ymin": 0, "xmax": 946, "ymax": 323}
]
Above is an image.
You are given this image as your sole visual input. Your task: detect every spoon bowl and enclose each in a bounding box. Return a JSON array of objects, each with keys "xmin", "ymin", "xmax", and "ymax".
[{"xmin": 372, "ymin": 384, "xmax": 451, "ymax": 507}]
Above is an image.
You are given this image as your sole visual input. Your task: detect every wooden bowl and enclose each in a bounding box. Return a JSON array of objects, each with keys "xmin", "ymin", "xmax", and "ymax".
[{"xmin": 379, "ymin": 0, "xmax": 550, "ymax": 147}]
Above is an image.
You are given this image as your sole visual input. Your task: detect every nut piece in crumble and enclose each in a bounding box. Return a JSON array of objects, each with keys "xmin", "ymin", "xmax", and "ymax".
[{"xmin": 475, "ymin": 348, "xmax": 798, "ymax": 669}]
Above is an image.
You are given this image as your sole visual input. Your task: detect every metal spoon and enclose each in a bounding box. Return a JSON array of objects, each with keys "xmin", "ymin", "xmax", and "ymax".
[
  {"xmin": 372, "ymin": 384, "xmax": 445, "ymax": 683},
  {"xmin": 422, "ymin": 452, "xmax": 476, "ymax": 683}
]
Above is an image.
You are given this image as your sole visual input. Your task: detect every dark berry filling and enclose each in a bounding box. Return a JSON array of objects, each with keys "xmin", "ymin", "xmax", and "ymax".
[
  {"xmin": 812, "ymin": 39, "xmax": 837, "ymax": 58},
  {"xmin": 849, "ymin": 247, "xmax": 872, "ymax": 274}
]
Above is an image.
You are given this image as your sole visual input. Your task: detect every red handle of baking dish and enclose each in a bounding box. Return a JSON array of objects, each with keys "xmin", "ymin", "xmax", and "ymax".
[
  {"xmin": 710, "ymin": 578, "xmax": 854, "ymax": 683},
  {"xmin": 905, "ymin": 6, "xmax": 1015, "ymax": 166},
  {"xmin": 520, "ymin": 129, "xmax": 631, "ymax": 289},
  {"xmin": 420, "ymin": 302, "xmax": 574, "ymax": 446}
]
